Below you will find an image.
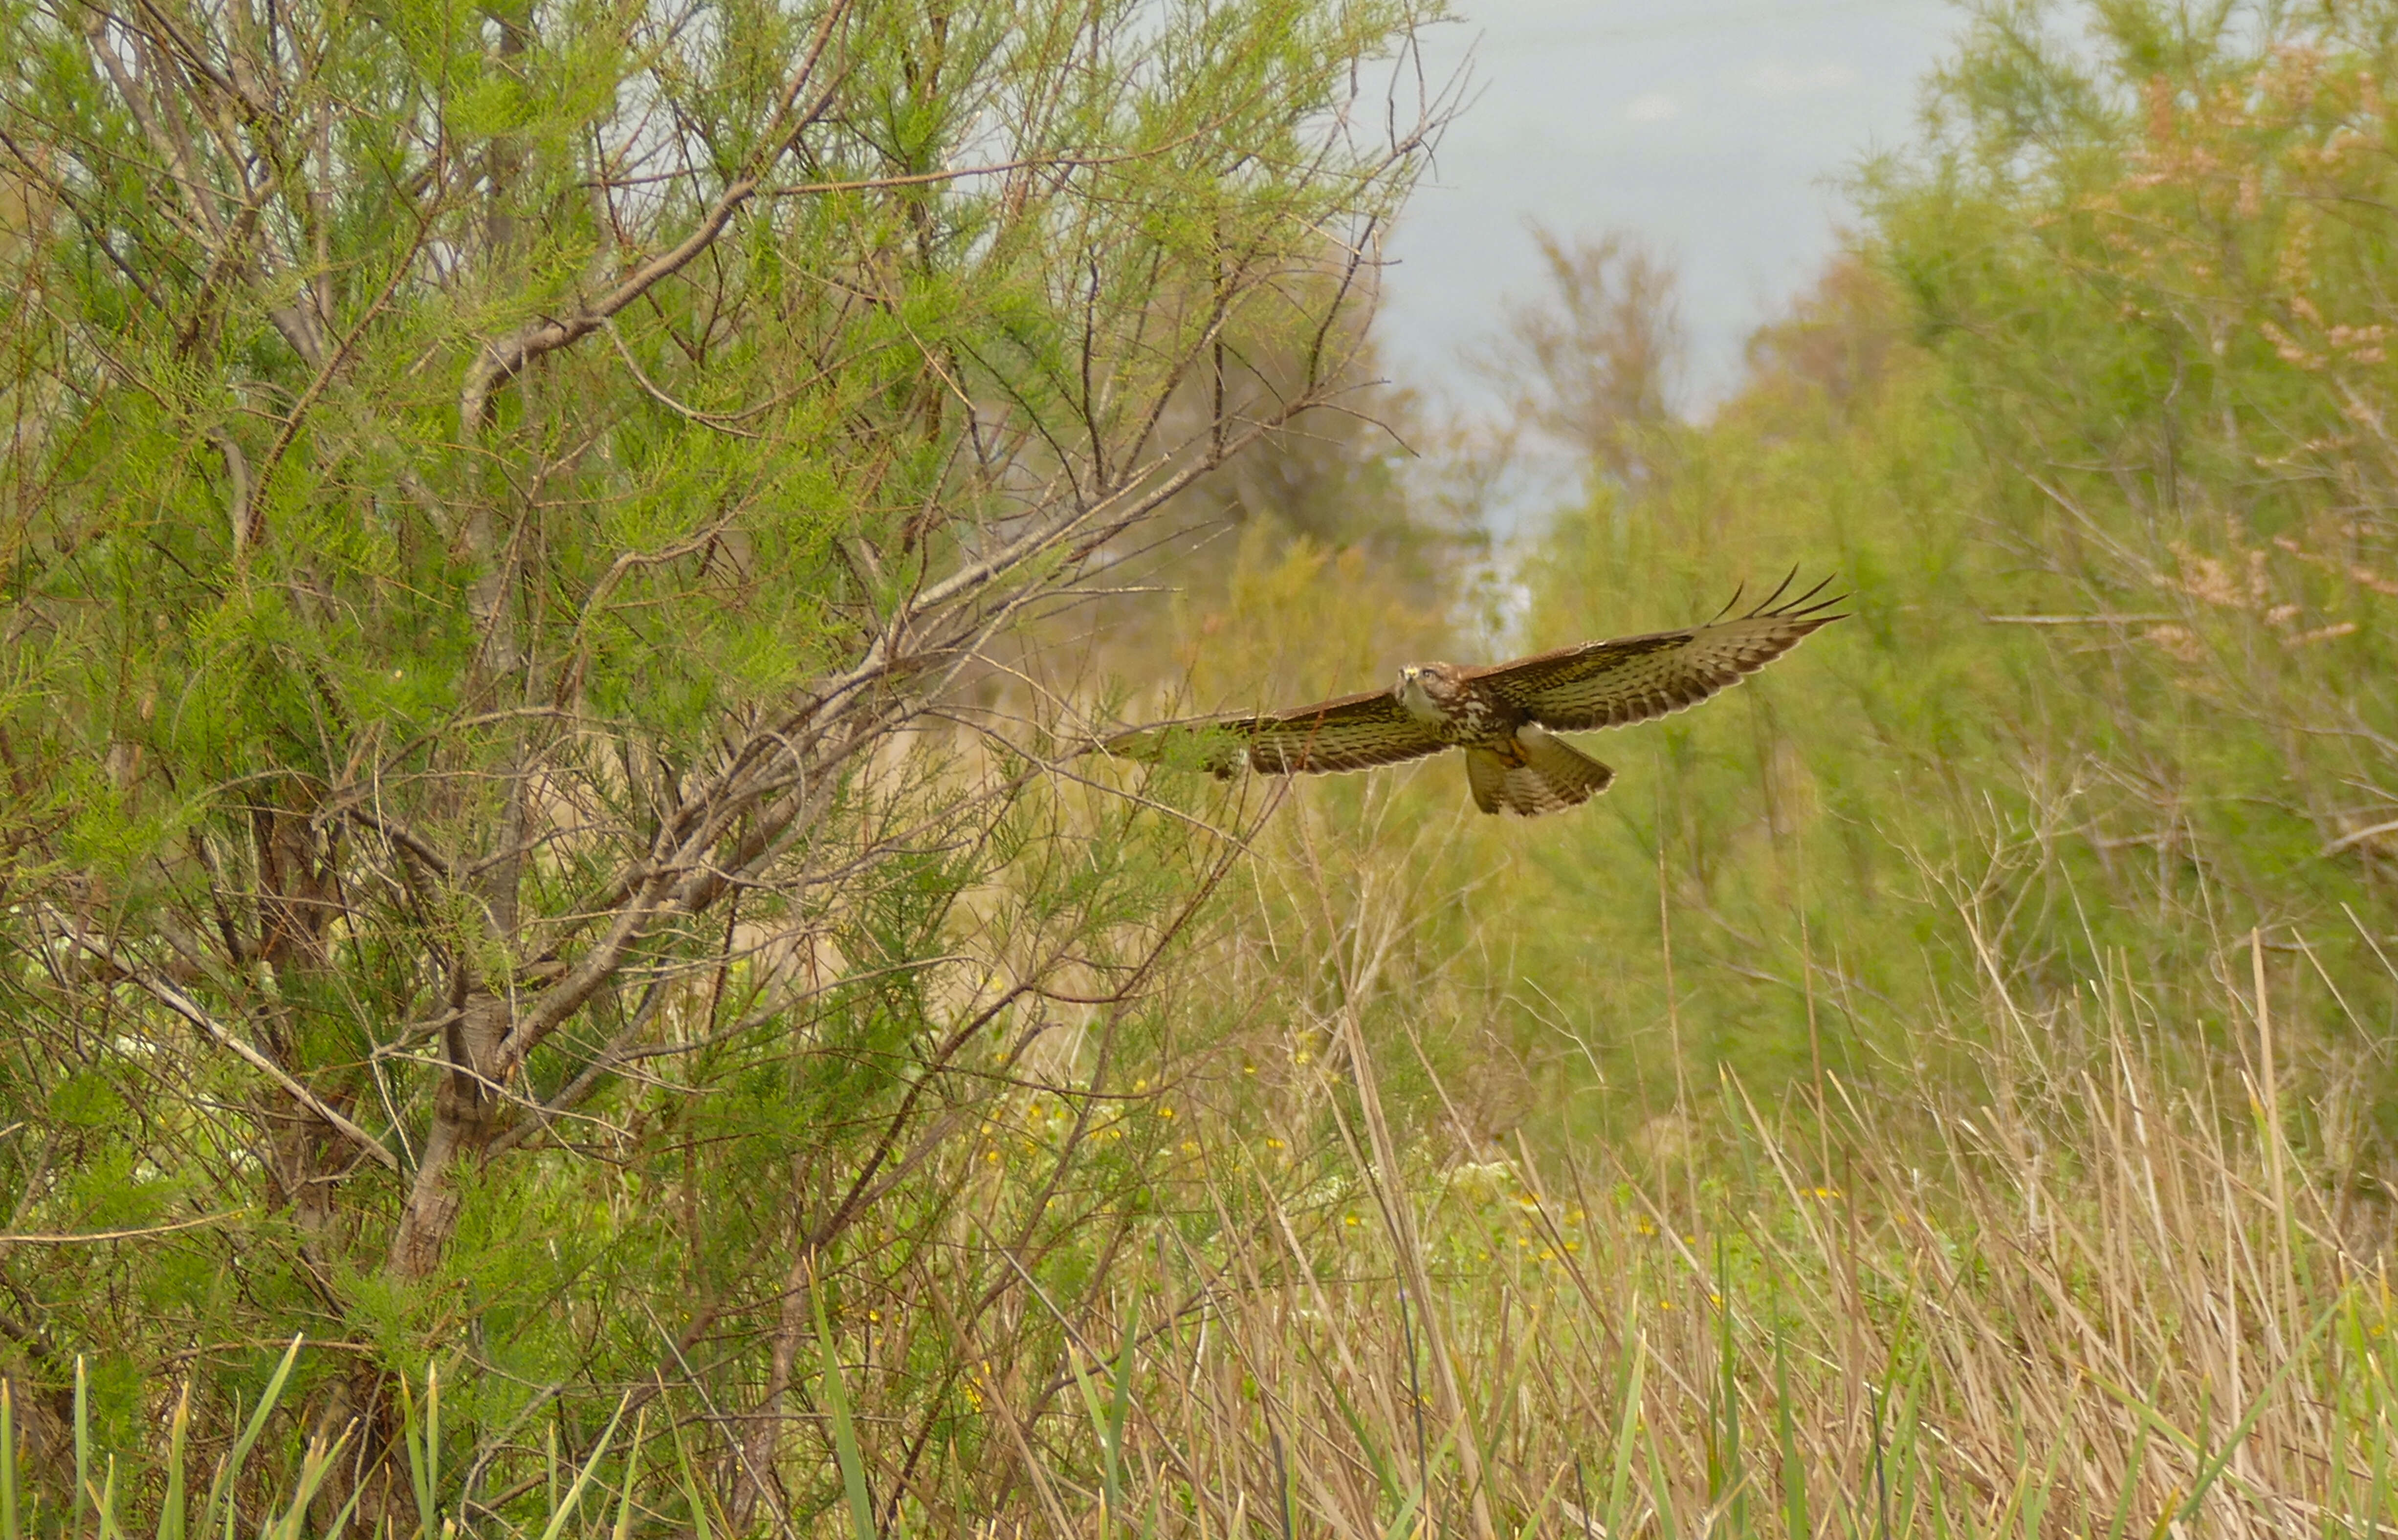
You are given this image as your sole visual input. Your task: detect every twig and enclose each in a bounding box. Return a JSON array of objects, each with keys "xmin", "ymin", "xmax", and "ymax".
[
  {"xmin": 459, "ymin": 0, "xmax": 856, "ymax": 431},
  {"xmin": 46, "ymin": 913, "xmax": 400, "ymax": 1172},
  {"xmin": 0, "ymin": 1210, "xmax": 250, "ymax": 1244},
  {"xmin": 602, "ymin": 317, "xmax": 763, "ymax": 438},
  {"xmin": 2321, "ymin": 818, "xmax": 2398, "ymax": 857},
  {"xmin": 1980, "ymin": 614, "xmax": 2176, "ymax": 626}
]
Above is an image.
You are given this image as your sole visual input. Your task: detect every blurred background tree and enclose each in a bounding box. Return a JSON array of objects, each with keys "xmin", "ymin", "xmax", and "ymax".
[
  {"xmin": 1473, "ymin": 223, "xmax": 1684, "ymax": 495},
  {"xmin": 1247, "ymin": 0, "xmax": 2398, "ymax": 1155}
]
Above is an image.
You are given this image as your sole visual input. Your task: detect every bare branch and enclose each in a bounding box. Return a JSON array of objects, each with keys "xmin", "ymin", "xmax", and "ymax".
[
  {"xmin": 459, "ymin": 0, "xmax": 855, "ymax": 431},
  {"xmin": 44, "ymin": 913, "xmax": 400, "ymax": 1173}
]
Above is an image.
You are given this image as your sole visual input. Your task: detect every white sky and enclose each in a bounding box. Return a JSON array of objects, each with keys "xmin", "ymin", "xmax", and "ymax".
[{"xmin": 1376, "ymin": 0, "xmax": 1965, "ymax": 417}]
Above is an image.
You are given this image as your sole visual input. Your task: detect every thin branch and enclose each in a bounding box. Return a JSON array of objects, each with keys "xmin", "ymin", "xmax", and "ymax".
[
  {"xmin": 46, "ymin": 913, "xmax": 400, "ymax": 1172},
  {"xmin": 602, "ymin": 317, "xmax": 763, "ymax": 437},
  {"xmin": 0, "ymin": 1210, "xmax": 251, "ymax": 1245},
  {"xmin": 1982, "ymin": 613, "xmax": 2177, "ymax": 626},
  {"xmin": 459, "ymin": 0, "xmax": 855, "ymax": 430},
  {"xmin": 2321, "ymin": 819, "xmax": 2398, "ymax": 857}
]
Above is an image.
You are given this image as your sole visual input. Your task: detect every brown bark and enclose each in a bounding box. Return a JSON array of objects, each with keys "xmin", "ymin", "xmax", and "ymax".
[
  {"xmin": 730, "ymin": 1207, "xmax": 815, "ymax": 1531},
  {"xmin": 386, "ymin": 991, "xmax": 509, "ymax": 1279},
  {"xmin": 255, "ymin": 796, "xmax": 340, "ymax": 971},
  {"xmin": 249, "ymin": 782, "xmax": 366, "ymax": 1268}
]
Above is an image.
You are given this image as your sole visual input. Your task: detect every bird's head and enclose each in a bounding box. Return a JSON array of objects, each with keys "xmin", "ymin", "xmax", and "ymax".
[{"xmin": 1394, "ymin": 662, "xmax": 1453, "ymax": 722}]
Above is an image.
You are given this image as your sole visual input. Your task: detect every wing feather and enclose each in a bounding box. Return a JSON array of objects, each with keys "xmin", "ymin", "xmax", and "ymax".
[
  {"xmin": 1106, "ymin": 690, "xmax": 1446, "ymax": 777},
  {"xmin": 1472, "ymin": 576, "xmax": 1844, "ymax": 732}
]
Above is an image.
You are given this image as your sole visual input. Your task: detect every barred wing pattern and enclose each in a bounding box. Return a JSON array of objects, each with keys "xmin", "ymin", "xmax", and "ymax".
[
  {"xmin": 1474, "ymin": 579, "xmax": 1842, "ymax": 732},
  {"xmin": 1109, "ymin": 691, "xmax": 1446, "ymax": 776}
]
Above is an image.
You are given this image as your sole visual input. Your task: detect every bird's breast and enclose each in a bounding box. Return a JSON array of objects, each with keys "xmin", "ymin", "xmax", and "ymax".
[
  {"xmin": 1440, "ymin": 694, "xmax": 1511, "ymax": 743},
  {"xmin": 1396, "ymin": 674, "xmax": 1449, "ymax": 724},
  {"xmin": 1397, "ymin": 673, "xmax": 1514, "ymax": 744}
]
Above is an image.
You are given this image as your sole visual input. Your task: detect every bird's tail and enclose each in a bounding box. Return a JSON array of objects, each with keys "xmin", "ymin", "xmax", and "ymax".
[{"xmin": 1465, "ymin": 729, "xmax": 1616, "ymax": 816}]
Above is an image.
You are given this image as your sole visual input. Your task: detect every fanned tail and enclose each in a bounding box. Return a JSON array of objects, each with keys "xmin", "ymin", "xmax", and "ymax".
[{"xmin": 1464, "ymin": 729, "xmax": 1616, "ymax": 816}]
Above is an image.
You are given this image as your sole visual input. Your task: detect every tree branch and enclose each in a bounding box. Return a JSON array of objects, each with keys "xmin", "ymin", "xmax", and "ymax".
[
  {"xmin": 45, "ymin": 914, "xmax": 399, "ymax": 1172},
  {"xmin": 459, "ymin": 0, "xmax": 853, "ymax": 432}
]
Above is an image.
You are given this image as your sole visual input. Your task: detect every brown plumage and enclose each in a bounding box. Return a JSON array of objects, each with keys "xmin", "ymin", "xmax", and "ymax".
[{"xmin": 1104, "ymin": 575, "xmax": 1843, "ymax": 816}]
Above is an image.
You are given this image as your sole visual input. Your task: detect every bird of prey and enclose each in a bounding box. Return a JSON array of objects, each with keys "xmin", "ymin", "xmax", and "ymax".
[{"xmin": 1104, "ymin": 576, "xmax": 1843, "ymax": 816}]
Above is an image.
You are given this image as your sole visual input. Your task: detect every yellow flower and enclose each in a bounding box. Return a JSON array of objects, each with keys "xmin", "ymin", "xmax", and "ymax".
[
  {"xmin": 1158, "ymin": 1105, "xmax": 1175, "ymax": 1120},
  {"xmin": 1344, "ymin": 1213, "xmax": 1362, "ymax": 1227},
  {"xmin": 1180, "ymin": 1140, "xmax": 1200, "ymax": 1155}
]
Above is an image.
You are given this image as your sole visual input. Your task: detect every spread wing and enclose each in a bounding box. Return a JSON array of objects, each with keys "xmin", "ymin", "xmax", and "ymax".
[
  {"xmin": 1472, "ymin": 574, "xmax": 1844, "ymax": 732},
  {"xmin": 1104, "ymin": 690, "xmax": 1447, "ymax": 776}
]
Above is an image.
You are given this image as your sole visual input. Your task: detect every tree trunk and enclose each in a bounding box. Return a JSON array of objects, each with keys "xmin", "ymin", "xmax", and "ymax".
[{"xmin": 387, "ymin": 991, "xmax": 509, "ymax": 1279}]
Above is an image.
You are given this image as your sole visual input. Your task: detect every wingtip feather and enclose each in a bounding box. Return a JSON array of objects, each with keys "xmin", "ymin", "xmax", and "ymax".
[{"xmin": 1738, "ymin": 568, "xmax": 1844, "ymax": 621}]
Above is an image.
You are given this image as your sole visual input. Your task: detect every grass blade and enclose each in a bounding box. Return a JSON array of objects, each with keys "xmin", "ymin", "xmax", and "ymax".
[
  {"xmin": 73, "ymin": 1357, "xmax": 87, "ymax": 1540},
  {"xmin": 267, "ymin": 1427, "xmax": 355, "ymax": 1540},
  {"xmin": 1776, "ymin": 1332, "xmax": 1808, "ymax": 1540},
  {"xmin": 534, "ymin": 1395, "xmax": 631, "ymax": 1540},
  {"xmin": 197, "ymin": 1336, "xmax": 306, "ymax": 1540},
  {"xmin": 1606, "ymin": 1332, "xmax": 1646, "ymax": 1531},
  {"xmin": 611, "ymin": 1410, "xmax": 648, "ymax": 1540},
  {"xmin": 3, "ymin": 1379, "xmax": 19, "ymax": 1540},
  {"xmin": 156, "ymin": 1385, "xmax": 189, "ymax": 1540},
  {"xmin": 811, "ymin": 1283, "xmax": 877, "ymax": 1540},
  {"xmin": 2175, "ymin": 1301, "xmax": 2339, "ymax": 1526}
]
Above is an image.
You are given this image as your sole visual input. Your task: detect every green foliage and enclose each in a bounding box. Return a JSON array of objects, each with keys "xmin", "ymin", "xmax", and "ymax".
[
  {"xmin": 1221, "ymin": 0, "xmax": 2398, "ymax": 1143},
  {"xmin": 0, "ymin": 0, "xmax": 1443, "ymax": 1519},
  {"xmin": 22, "ymin": 0, "xmax": 2398, "ymax": 1528}
]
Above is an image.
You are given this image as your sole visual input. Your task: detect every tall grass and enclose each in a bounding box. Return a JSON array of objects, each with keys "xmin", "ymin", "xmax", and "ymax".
[
  {"xmin": 41, "ymin": 348, "xmax": 2398, "ymax": 1540},
  {"xmin": 32, "ymin": 799, "xmax": 2398, "ymax": 1535}
]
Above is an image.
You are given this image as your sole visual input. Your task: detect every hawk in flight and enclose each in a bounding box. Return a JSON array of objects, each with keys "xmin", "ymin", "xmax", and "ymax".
[{"xmin": 1105, "ymin": 576, "xmax": 1842, "ymax": 816}]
